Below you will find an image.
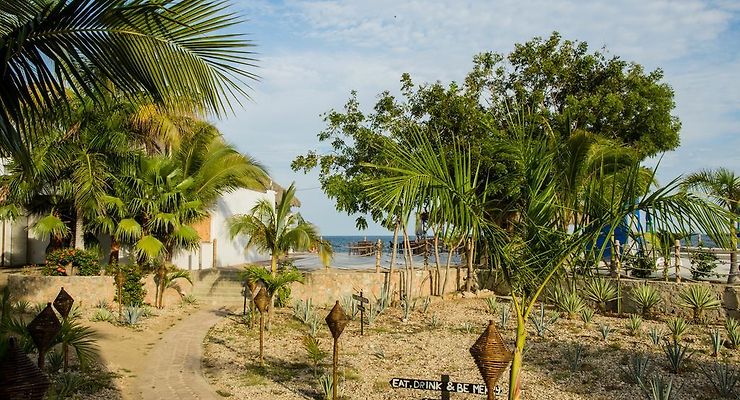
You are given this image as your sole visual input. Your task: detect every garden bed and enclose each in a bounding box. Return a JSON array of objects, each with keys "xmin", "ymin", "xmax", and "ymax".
[{"xmin": 203, "ymin": 297, "xmax": 739, "ymax": 400}]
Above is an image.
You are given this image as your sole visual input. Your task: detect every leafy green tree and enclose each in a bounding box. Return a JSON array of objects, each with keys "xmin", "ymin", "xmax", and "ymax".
[
  {"xmin": 683, "ymin": 168, "xmax": 740, "ymax": 283},
  {"xmin": 0, "ymin": 0, "xmax": 257, "ymax": 166},
  {"xmin": 229, "ymin": 183, "xmax": 333, "ymax": 275},
  {"xmin": 476, "ymin": 32, "xmax": 681, "ymax": 158}
]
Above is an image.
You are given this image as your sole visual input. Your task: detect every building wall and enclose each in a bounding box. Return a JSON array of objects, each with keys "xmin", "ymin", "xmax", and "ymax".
[{"xmin": 171, "ymin": 188, "xmax": 275, "ymax": 269}]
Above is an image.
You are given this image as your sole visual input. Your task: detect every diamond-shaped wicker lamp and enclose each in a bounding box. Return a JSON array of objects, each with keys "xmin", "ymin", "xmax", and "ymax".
[
  {"xmin": 0, "ymin": 338, "xmax": 50, "ymax": 400},
  {"xmin": 254, "ymin": 287, "xmax": 270, "ymax": 313},
  {"xmin": 53, "ymin": 287, "xmax": 74, "ymax": 319},
  {"xmin": 27, "ymin": 303, "xmax": 61, "ymax": 356},
  {"xmin": 469, "ymin": 320, "xmax": 513, "ymax": 399},
  {"xmin": 247, "ymin": 279, "xmax": 258, "ymax": 295},
  {"xmin": 325, "ymin": 300, "xmax": 349, "ymax": 340}
]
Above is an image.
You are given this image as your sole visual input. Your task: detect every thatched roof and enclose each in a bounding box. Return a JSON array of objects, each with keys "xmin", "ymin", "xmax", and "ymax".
[{"xmin": 268, "ymin": 181, "xmax": 301, "ymax": 208}]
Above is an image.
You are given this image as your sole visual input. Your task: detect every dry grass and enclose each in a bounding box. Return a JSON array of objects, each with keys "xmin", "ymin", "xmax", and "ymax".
[{"xmin": 203, "ymin": 296, "xmax": 738, "ymax": 400}]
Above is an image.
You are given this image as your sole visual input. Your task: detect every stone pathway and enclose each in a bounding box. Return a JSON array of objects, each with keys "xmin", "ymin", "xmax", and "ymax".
[{"xmin": 135, "ymin": 307, "xmax": 232, "ymax": 400}]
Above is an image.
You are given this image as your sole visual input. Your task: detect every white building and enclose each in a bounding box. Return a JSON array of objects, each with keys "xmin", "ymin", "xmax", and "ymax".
[{"xmin": 0, "ymin": 187, "xmax": 276, "ymax": 269}]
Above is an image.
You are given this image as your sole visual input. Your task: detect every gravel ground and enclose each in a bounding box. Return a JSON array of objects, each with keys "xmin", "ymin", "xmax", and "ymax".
[{"xmin": 203, "ymin": 296, "xmax": 738, "ymax": 400}]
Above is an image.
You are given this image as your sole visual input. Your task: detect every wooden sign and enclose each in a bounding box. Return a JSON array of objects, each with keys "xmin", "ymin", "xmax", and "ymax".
[
  {"xmin": 352, "ymin": 293, "xmax": 369, "ymax": 303},
  {"xmin": 390, "ymin": 375, "xmax": 501, "ymax": 399},
  {"xmin": 353, "ymin": 291, "xmax": 369, "ymax": 335}
]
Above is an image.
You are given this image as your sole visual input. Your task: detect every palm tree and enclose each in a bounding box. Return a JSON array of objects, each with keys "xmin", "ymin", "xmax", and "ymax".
[
  {"xmin": 0, "ymin": 0, "xmax": 257, "ymax": 166},
  {"xmin": 153, "ymin": 268, "xmax": 193, "ymax": 308},
  {"xmin": 365, "ymin": 126, "xmax": 732, "ymax": 400},
  {"xmin": 229, "ymin": 183, "xmax": 333, "ymax": 276},
  {"xmin": 683, "ymin": 168, "xmax": 740, "ymax": 283}
]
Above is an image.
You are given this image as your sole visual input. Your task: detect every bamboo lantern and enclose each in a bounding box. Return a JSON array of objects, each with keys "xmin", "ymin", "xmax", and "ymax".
[
  {"xmin": 469, "ymin": 320, "xmax": 514, "ymax": 400},
  {"xmin": 254, "ymin": 287, "xmax": 270, "ymax": 366},
  {"xmin": 325, "ymin": 301, "xmax": 349, "ymax": 400},
  {"xmin": 26, "ymin": 303, "xmax": 61, "ymax": 370},
  {"xmin": 53, "ymin": 287, "xmax": 74, "ymax": 319},
  {"xmin": 0, "ymin": 338, "xmax": 51, "ymax": 399}
]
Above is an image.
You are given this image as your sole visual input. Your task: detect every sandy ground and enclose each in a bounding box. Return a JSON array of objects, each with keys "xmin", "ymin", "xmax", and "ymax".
[{"xmin": 203, "ymin": 296, "xmax": 738, "ymax": 400}]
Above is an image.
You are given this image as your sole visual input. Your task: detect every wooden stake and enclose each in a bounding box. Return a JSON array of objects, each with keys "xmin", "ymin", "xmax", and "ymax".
[{"xmin": 675, "ymin": 239, "xmax": 681, "ymax": 283}]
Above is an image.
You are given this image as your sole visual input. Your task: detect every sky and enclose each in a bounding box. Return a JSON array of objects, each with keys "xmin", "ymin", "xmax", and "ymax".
[{"xmin": 215, "ymin": 0, "xmax": 740, "ymax": 236}]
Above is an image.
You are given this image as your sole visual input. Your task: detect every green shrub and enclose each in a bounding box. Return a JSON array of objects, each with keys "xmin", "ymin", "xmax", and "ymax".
[
  {"xmin": 113, "ymin": 264, "xmax": 147, "ymax": 307},
  {"xmin": 626, "ymin": 251, "xmax": 655, "ymax": 278},
  {"xmin": 44, "ymin": 248, "xmax": 101, "ymax": 276},
  {"xmin": 689, "ymin": 243, "xmax": 719, "ymax": 280}
]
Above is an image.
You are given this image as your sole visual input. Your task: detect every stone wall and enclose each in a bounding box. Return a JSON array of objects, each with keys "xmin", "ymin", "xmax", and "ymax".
[
  {"xmin": 6, "ymin": 273, "xmax": 189, "ymax": 307},
  {"xmin": 7, "ymin": 274, "xmax": 115, "ymax": 307},
  {"xmin": 617, "ymin": 279, "xmax": 739, "ymax": 322},
  {"xmin": 289, "ymin": 268, "xmax": 459, "ymax": 306}
]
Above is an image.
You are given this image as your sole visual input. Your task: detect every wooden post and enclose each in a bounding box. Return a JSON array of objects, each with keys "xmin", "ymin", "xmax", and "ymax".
[
  {"xmin": 375, "ymin": 239, "xmax": 381, "ymax": 273},
  {"xmin": 332, "ymin": 336, "xmax": 339, "ymax": 400},
  {"xmin": 615, "ymin": 240, "xmax": 622, "ymax": 315},
  {"xmin": 441, "ymin": 374, "xmax": 450, "ymax": 400},
  {"xmin": 465, "ymin": 238, "xmax": 474, "ymax": 292},
  {"xmin": 259, "ymin": 312, "xmax": 264, "ymax": 366},
  {"xmin": 674, "ymin": 239, "xmax": 681, "ymax": 283},
  {"xmin": 212, "ymin": 238, "xmax": 217, "ymax": 268},
  {"xmin": 360, "ymin": 290, "xmax": 364, "ymax": 336}
]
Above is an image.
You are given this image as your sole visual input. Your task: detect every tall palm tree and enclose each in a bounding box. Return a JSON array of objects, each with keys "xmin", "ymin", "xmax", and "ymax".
[
  {"xmin": 0, "ymin": 0, "xmax": 257, "ymax": 165},
  {"xmin": 229, "ymin": 183, "xmax": 333, "ymax": 275},
  {"xmin": 683, "ymin": 168, "xmax": 740, "ymax": 283}
]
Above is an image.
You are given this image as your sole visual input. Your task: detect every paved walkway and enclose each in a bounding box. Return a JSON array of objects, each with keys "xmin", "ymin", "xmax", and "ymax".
[{"xmin": 136, "ymin": 307, "xmax": 231, "ymax": 400}]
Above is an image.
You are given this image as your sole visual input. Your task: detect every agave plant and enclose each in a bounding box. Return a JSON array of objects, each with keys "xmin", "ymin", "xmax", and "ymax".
[
  {"xmin": 663, "ymin": 341, "xmax": 692, "ymax": 374},
  {"xmin": 665, "ymin": 317, "xmax": 689, "ymax": 343},
  {"xmin": 644, "ymin": 375, "xmax": 676, "ymax": 400},
  {"xmin": 626, "ymin": 314, "xmax": 643, "ymax": 336},
  {"xmin": 702, "ymin": 362, "xmax": 739, "ymax": 398},
  {"xmin": 584, "ymin": 277, "xmax": 618, "ymax": 313},
  {"xmin": 554, "ymin": 290, "xmax": 586, "ymax": 320},
  {"xmin": 563, "ymin": 343, "xmax": 586, "ymax": 372},
  {"xmin": 530, "ymin": 304, "xmax": 558, "ymax": 338},
  {"xmin": 710, "ymin": 329, "xmax": 724, "ymax": 357},
  {"xmin": 484, "ymin": 297, "xmax": 498, "ymax": 315},
  {"xmin": 678, "ymin": 285, "xmax": 721, "ymax": 324},
  {"xmin": 649, "ymin": 327, "xmax": 663, "ymax": 346},
  {"xmin": 630, "ymin": 284, "xmax": 661, "ymax": 318},
  {"xmin": 726, "ymin": 318, "xmax": 740, "ymax": 349},
  {"xmin": 621, "ymin": 353, "xmax": 651, "ymax": 386},
  {"xmin": 580, "ymin": 308, "xmax": 595, "ymax": 326},
  {"xmin": 598, "ymin": 324, "xmax": 612, "ymax": 341}
]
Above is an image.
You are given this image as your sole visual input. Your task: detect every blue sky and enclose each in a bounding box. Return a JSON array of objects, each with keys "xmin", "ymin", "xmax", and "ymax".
[{"xmin": 216, "ymin": 0, "xmax": 740, "ymax": 235}]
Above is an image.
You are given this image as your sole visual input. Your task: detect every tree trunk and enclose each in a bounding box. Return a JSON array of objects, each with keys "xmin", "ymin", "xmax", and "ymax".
[
  {"xmin": 109, "ymin": 238, "xmax": 120, "ymax": 266},
  {"xmin": 74, "ymin": 207, "xmax": 85, "ymax": 250},
  {"xmin": 466, "ymin": 238, "xmax": 475, "ymax": 292},
  {"xmin": 157, "ymin": 263, "xmax": 167, "ymax": 309},
  {"xmin": 508, "ymin": 315, "xmax": 527, "ymax": 400},
  {"xmin": 729, "ymin": 223, "xmax": 738, "ymax": 284},
  {"xmin": 267, "ymin": 254, "xmax": 278, "ymax": 330},
  {"xmin": 389, "ymin": 220, "xmax": 400, "ymax": 301},
  {"xmin": 402, "ymin": 223, "xmax": 414, "ymax": 302},
  {"xmin": 442, "ymin": 242, "xmax": 456, "ymax": 296},
  {"xmin": 433, "ymin": 230, "xmax": 441, "ymax": 296}
]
